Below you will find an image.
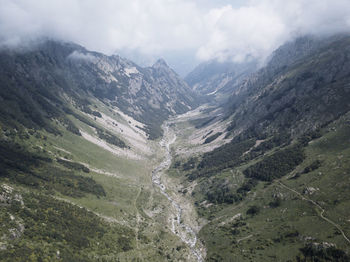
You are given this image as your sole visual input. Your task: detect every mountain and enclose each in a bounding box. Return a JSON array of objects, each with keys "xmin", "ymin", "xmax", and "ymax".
[
  {"xmin": 185, "ymin": 58, "xmax": 258, "ymax": 100},
  {"xmin": 169, "ymin": 34, "xmax": 350, "ymax": 261},
  {"xmin": 0, "ymin": 40, "xmax": 199, "ymax": 140},
  {"xmin": 223, "ymin": 34, "xmax": 350, "ymax": 138}
]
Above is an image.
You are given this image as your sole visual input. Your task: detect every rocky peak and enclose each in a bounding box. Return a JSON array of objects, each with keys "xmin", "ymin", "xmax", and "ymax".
[{"xmin": 152, "ymin": 58, "xmax": 169, "ymax": 69}]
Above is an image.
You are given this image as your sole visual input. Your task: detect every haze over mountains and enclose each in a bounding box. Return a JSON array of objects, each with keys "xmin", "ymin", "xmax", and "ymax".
[
  {"xmin": 1, "ymin": 1, "xmax": 350, "ymax": 261},
  {"xmin": 2, "ymin": 0, "xmax": 350, "ymax": 74}
]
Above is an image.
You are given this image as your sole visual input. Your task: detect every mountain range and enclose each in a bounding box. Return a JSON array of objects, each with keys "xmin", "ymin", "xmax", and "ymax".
[{"xmin": 1, "ymin": 34, "xmax": 350, "ymax": 261}]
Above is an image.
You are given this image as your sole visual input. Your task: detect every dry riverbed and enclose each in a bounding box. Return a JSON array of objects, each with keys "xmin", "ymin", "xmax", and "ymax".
[{"xmin": 151, "ymin": 120, "xmax": 206, "ymax": 262}]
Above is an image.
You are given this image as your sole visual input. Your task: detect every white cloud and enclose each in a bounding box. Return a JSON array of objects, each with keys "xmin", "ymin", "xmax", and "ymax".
[
  {"xmin": 197, "ymin": 0, "xmax": 350, "ymax": 63},
  {"xmin": 197, "ymin": 4, "xmax": 287, "ymax": 62},
  {"xmin": 0, "ymin": 0, "xmax": 349, "ymax": 65},
  {"xmin": 67, "ymin": 51, "xmax": 97, "ymax": 62}
]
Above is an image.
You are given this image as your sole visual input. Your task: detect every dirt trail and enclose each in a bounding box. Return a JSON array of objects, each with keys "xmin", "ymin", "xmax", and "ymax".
[{"xmin": 277, "ymin": 181, "xmax": 350, "ymax": 245}]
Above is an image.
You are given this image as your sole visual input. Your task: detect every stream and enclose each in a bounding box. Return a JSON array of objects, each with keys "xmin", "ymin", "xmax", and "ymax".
[{"xmin": 151, "ymin": 121, "xmax": 204, "ymax": 262}]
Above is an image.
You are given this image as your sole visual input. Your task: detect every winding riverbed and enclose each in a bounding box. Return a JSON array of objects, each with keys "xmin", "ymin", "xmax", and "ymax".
[{"xmin": 152, "ymin": 121, "xmax": 204, "ymax": 262}]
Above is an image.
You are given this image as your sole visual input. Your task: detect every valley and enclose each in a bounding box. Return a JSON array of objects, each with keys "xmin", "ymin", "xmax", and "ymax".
[{"xmin": 1, "ymin": 34, "xmax": 350, "ymax": 262}]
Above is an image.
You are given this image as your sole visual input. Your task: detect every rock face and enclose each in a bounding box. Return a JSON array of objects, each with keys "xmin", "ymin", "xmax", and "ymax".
[{"xmin": 0, "ymin": 40, "xmax": 199, "ymax": 139}]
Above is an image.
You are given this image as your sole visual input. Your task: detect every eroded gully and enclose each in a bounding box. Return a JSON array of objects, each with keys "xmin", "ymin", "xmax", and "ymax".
[{"xmin": 152, "ymin": 121, "xmax": 204, "ymax": 262}]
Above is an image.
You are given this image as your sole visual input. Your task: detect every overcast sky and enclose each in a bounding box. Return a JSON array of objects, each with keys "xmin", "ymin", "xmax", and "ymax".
[{"xmin": 1, "ymin": 0, "xmax": 350, "ymax": 74}]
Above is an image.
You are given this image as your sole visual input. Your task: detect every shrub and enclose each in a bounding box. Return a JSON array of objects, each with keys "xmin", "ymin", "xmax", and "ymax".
[
  {"xmin": 203, "ymin": 132, "xmax": 222, "ymax": 144},
  {"xmin": 246, "ymin": 205, "xmax": 260, "ymax": 216}
]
